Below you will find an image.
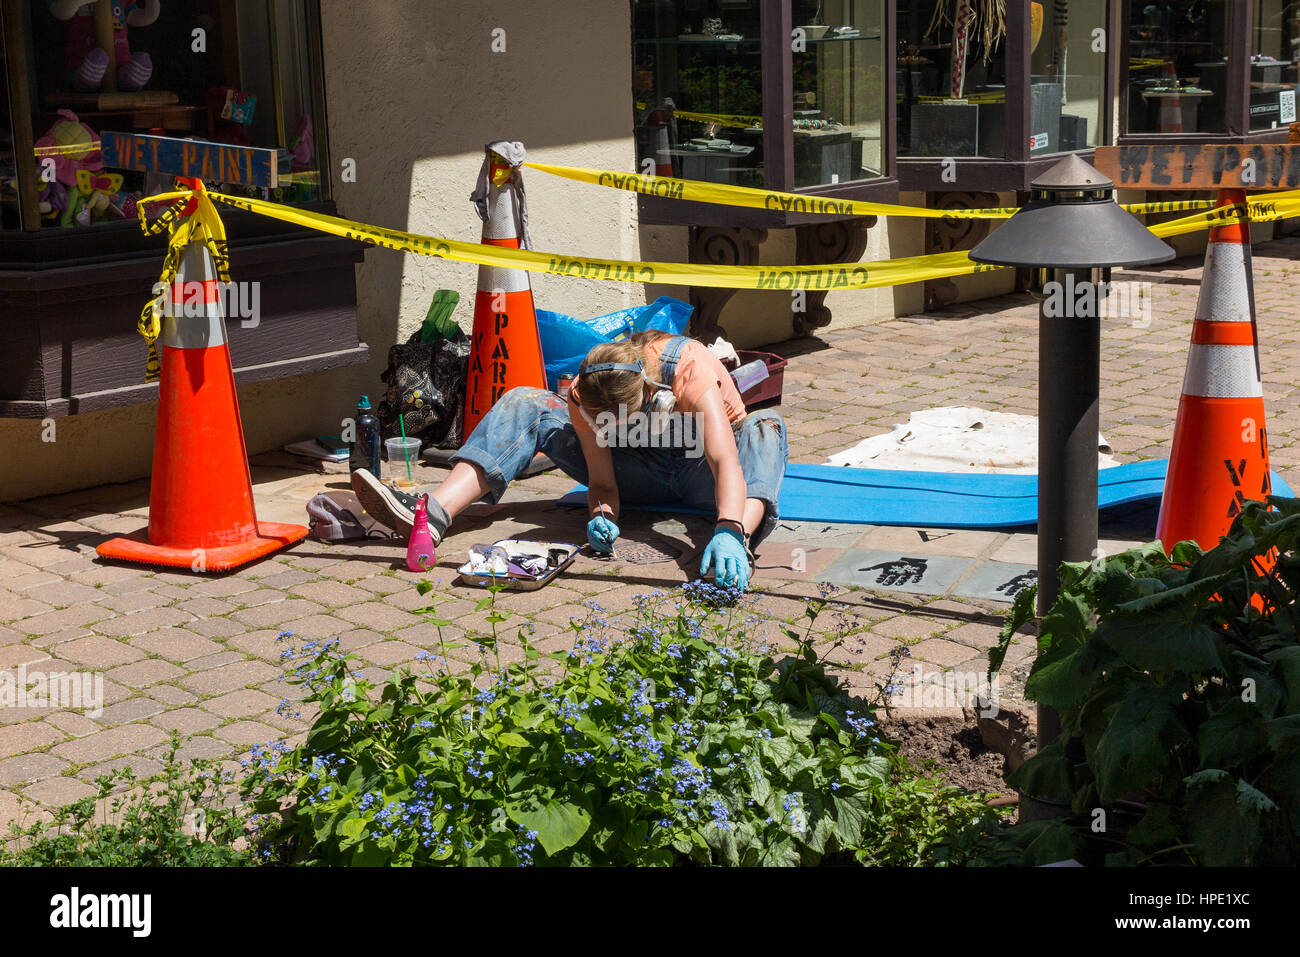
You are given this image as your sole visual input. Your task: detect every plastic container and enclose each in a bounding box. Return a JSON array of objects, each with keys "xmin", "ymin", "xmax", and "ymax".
[
  {"xmin": 385, "ymin": 437, "xmax": 421, "ymax": 487},
  {"xmin": 456, "ymin": 539, "xmax": 581, "ymax": 591},
  {"xmin": 406, "ymin": 493, "xmax": 436, "ymax": 572},
  {"xmin": 728, "ymin": 350, "xmax": 788, "ymax": 408},
  {"xmin": 731, "ymin": 358, "xmax": 770, "ymax": 393},
  {"xmin": 349, "ymin": 395, "xmax": 382, "ymax": 477}
]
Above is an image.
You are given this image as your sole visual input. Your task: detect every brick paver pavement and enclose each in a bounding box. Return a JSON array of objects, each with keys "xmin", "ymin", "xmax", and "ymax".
[{"xmin": 3, "ymin": 236, "xmax": 1300, "ymax": 824}]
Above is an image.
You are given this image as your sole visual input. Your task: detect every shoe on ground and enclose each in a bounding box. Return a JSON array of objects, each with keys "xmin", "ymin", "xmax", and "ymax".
[{"xmin": 350, "ymin": 469, "xmax": 418, "ymax": 538}]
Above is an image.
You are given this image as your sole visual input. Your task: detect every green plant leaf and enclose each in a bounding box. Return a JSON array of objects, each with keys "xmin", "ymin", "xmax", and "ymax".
[
  {"xmin": 1093, "ymin": 683, "xmax": 1188, "ymax": 804},
  {"xmin": 1125, "ymin": 801, "xmax": 1181, "ymax": 852},
  {"xmin": 1019, "ymin": 819, "xmax": 1082, "ymax": 866},
  {"xmin": 497, "ymin": 732, "xmax": 530, "ymax": 748},
  {"xmin": 1006, "ymin": 739, "xmax": 1072, "ymax": 801},
  {"xmin": 1184, "ymin": 770, "xmax": 1277, "ymax": 865},
  {"xmin": 1260, "ymin": 743, "xmax": 1300, "ymax": 836},
  {"xmin": 1094, "ymin": 606, "xmax": 1224, "ymax": 676},
  {"xmin": 1039, "ymin": 591, "xmax": 1093, "ymax": 658},
  {"xmin": 830, "ymin": 792, "xmax": 870, "ymax": 846},
  {"xmin": 989, "ymin": 585, "xmax": 1036, "ymax": 681},
  {"xmin": 338, "ymin": 817, "xmax": 367, "ymax": 845},
  {"xmin": 506, "ymin": 800, "xmax": 592, "ymax": 857},
  {"xmin": 1266, "ymin": 646, "xmax": 1300, "ymax": 714},
  {"xmin": 1197, "ymin": 699, "xmax": 1269, "ymax": 770}
]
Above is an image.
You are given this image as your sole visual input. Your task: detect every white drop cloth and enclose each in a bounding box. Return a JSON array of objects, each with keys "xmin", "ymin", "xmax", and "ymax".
[{"xmin": 826, "ymin": 407, "xmax": 1120, "ymax": 473}]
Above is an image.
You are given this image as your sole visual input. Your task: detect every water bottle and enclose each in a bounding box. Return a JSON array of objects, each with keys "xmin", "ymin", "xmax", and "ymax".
[
  {"xmin": 406, "ymin": 494, "xmax": 437, "ymax": 572},
  {"xmin": 730, "ymin": 358, "xmax": 770, "ymax": 393},
  {"xmin": 349, "ymin": 395, "xmax": 382, "ymax": 477}
]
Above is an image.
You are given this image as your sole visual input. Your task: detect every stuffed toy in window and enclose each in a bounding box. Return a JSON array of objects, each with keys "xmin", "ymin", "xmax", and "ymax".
[
  {"xmin": 48, "ymin": 0, "xmax": 161, "ymax": 92},
  {"xmin": 33, "ymin": 108, "xmax": 134, "ymax": 226}
]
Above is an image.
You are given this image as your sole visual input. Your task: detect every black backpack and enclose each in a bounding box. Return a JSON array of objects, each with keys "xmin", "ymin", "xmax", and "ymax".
[{"xmin": 377, "ymin": 327, "xmax": 470, "ymax": 451}]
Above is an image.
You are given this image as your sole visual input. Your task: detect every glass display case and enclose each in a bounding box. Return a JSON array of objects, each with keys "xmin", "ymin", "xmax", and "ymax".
[
  {"xmin": 1120, "ymin": 1, "xmax": 1297, "ymax": 142},
  {"xmin": 5, "ymin": 0, "xmax": 328, "ymax": 233},
  {"xmin": 898, "ymin": 0, "xmax": 1108, "ymax": 157},
  {"xmin": 631, "ymin": 0, "xmax": 890, "ymax": 218},
  {"xmin": 1248, "ymin": 1, "xmax": 1300, "ymax": 132},
  {"xmin": 896, "ymin": 0, "xmax": 1112, "ymax": 191},
  {"xmin": 1124, "ymin": 1, "xmax": 1230, "ymax": 135}
]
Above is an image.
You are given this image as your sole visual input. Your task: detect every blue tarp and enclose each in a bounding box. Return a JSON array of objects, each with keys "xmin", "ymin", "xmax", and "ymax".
[{"xmin": 558, "ymin": 459, "xmax": 1296, "ymax": 529}]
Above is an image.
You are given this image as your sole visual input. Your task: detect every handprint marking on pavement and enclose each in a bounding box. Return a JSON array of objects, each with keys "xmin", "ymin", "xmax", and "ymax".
[{"xmin": 861, "ymin": 557, "xmax": 928, "ymax": 587}]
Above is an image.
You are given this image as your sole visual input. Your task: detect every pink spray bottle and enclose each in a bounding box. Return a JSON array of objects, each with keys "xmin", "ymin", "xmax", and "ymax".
[{"xmin": 406, "ymin": 493, "xmax": 437, "ymax": 572}]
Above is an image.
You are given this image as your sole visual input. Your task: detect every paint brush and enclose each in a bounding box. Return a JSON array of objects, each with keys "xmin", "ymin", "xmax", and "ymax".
[{"xmin": 596, "ymin": 500, "xmax": 619, "ymax": 559}]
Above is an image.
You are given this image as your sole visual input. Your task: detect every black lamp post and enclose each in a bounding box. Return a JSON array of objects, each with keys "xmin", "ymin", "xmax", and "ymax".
[{"xmin": 970, "ymin": 156, "xmax": 1174, "ymax": 819}]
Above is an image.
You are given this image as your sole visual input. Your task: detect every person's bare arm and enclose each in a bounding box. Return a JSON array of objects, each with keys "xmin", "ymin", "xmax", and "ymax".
[
  {"xmin": 576, "ymin": 416, "xmax": 619, "ymax": 521},
  {"xmin": 694, "ymin": 389, "xmax": 747, "ymax": 530}
]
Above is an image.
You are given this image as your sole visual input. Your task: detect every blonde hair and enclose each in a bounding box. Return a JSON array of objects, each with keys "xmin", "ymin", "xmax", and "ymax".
[{"xmin": 576, "ymin": 331, "xmax": 672, "ymax": 421}]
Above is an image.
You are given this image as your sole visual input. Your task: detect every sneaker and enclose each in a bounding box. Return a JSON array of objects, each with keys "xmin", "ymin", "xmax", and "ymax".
[{"xmin": 350, "ymin": 469, "xmax": 418, "ymax": 538}]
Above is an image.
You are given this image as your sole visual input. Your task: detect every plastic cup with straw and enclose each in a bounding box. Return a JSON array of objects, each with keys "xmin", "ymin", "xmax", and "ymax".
[
  {"xmin": 384, "ymin": 420, "xmax": 418, "ymax": 488},
  {"xmin": 398, "ymin": 416, "xmax": 413, "ymax": 486}
]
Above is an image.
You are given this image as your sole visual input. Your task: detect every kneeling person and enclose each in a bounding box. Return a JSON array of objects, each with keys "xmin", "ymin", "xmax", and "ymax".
[{"xmin": 351, "ymin": 331, "xmax": 788, "ymax": 591}]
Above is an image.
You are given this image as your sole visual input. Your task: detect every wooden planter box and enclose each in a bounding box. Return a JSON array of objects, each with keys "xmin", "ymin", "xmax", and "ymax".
[{"xmin": 0, "ymin": 232, "xmax": 369, "ymax": 418}]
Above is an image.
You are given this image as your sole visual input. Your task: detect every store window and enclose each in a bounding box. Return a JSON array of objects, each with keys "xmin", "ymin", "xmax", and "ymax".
[
  {"xmin": 1249, "ymin": 1, "xmax": 1300, "ymax": 132},
  {"xmin": 1032, "ymin": 0, "xmax": 1106, "ymax": 151},
  {"xmin": 2, "ymin": 20, "xmax": 20, "ymax": 230},
  {"xmin": 899, "ymin": 1, "xmax": 1107, "ymax": 159},
  {"xmin": 6, "ymin": 0, "xmax": 326, "ymax": 232},
  {"xmin": 1125, "ymin": 1, "xmax": 1230, "ymax": 135},
  {"xmin": 633, "ymin": 1, "xmax": 766, "ymax": 187},
  {"xmin": 791, "ymin": 1, "xmax": 886, "ymax": 186},
  {"xmin": 631, "ymin": 0, "xmax": 888, "ymax": 189},
  {"xmin": 897, "ymin": 0, "xmax": 1008, "ymax": 157}
]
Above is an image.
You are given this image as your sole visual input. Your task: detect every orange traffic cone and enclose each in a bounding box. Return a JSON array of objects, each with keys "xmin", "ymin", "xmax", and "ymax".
[
  {"xmin": 1156, "ymin": 188, "xmax": 1272, "ymax": 555},
  {"xmin": 98, "ymin": 230, "xmax": 308, "ymax": 572},
  {"xmin": 647, "ymin": 107, "xmax": 675, "ymax": 177},
  {"xmin": 463, "ymin": 143, "xmax": 546, "ymax": 437},
  {"xmin": 1153, "ymin": 61, "xmax": 1183, "ymax": 134}
]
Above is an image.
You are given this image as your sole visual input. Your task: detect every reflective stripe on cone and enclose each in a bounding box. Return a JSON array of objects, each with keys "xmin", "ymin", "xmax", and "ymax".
[{"xmin": 1156, "ymin": 188, "xmax": 1273, "ymax": 556}]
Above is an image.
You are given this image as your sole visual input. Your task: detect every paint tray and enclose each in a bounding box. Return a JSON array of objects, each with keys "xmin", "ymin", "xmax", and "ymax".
[{"xmin": 455, "ymin": 539, "xmax": 580, "ymax": 591}]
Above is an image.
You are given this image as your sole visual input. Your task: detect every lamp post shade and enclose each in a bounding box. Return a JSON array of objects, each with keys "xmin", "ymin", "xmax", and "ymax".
[{"xmin": 970, "ymin": 155, "xmax": 1176, "ymax": 269}]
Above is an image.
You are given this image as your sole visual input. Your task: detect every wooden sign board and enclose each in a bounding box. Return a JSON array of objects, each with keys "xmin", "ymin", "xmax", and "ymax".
[
  {"xmin": 100, "ymin": 132, "xmax": 278, "ymax": 188},
  {"xmin": 1094, "ymin": 145, "xmax": 1300, "ymax": 190}
]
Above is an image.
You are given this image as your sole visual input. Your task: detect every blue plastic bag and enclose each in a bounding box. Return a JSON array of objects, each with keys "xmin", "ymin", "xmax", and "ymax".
[
  {"xmin": 536, "ymin": 297, "xmax": 694, "ymax": 392},
  {"xmin": 597, "ymin": 296, "xmax": 693, "ymax": 336},
  {"xmin": 536, "ymin": 310, "xmax": 608, "ymax": 393}
]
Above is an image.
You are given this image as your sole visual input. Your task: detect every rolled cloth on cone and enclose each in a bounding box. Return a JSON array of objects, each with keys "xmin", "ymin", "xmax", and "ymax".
[{"xmin": 470, "ymin": 140, "xmax": 532, "ymax": 250}]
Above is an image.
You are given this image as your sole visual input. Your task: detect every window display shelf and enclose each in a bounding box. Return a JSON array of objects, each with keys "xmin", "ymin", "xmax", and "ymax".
[{"xmin": 633, "ymin": 0, "xmax": 895, "ymax": 229}]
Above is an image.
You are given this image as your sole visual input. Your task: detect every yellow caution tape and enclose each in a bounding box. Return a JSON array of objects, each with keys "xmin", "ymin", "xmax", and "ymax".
[
  {"xmin": 633, "ymin": 103, "xmax": 763, "ymax": 128},
  {"xmin": 134, "ymin": 187, "xmax": 233, "ymax": 381},
  {"xmin": 916, "ymin": 93, "xmax": 1005, "ymax": 103},
  {"xmin": 526, "ymin": 162, "xmax": 1239, "ymax": 220},
  {"xmin": 671, "ymin": 110, "xmax": 763, "ymax": 128},
  {"xmin": 190, "ymin": 188, "xmax": 1013, "ymax": 291},
  {"xmin": 1144, "ymin": 195, "xmax": 1300, "ymax": 238},
  {"xmin": 1124, "ymin": 199, "xmax": 1216, "ymax": 215},
  {"xmin": 524, "ymin": 162, "xmax": 1019, "ymax": 219},
  {"xmin": 124, "ymin": 181, "xmax": 1296, "ymax": 380}
]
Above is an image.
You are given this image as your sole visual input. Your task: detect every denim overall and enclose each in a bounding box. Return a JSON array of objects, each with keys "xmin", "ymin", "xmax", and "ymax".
[{"xmin": 450, "ymin": 336, "xmax": 788, "ymax": 545}]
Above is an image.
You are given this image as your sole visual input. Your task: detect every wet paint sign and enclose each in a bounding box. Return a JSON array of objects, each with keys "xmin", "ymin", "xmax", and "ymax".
[
  {"xmin": 1093, "ymin": 145, "xmax": 1300, "ymax": 190},
  {"xmin": 101, "ymin": 132, "xmax": 278, "ymax": 187}
]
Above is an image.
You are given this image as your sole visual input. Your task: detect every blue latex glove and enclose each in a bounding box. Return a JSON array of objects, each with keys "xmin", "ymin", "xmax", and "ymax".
[
  {"xmin": 701, "ymin": 526, "xmax": 750, "ymax": 591},
  {"xmin": 587, "ymin": 513, "xmax": 620, "ymax": 554}
]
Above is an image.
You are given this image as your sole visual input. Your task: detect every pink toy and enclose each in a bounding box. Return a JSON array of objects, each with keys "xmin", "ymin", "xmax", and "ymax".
[
  {"xmin": 34, "ymin": 109, "xmax": 104, "ymax": 226},
  {"xmin": 49, "ymin": 0, "xmax": 160, "ymax": 92},
  {"xmin": 406, "ymin": 494, "xmax": 437, "ymax": 572}
]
